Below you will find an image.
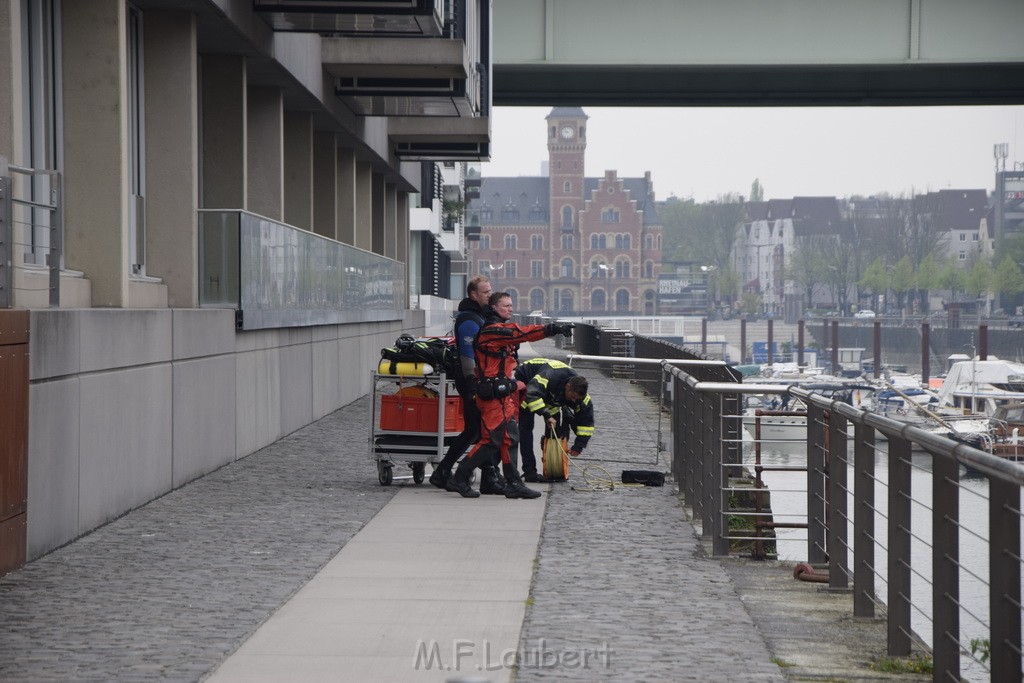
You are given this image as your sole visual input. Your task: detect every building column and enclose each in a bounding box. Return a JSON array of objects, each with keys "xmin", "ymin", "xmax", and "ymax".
[
  {"xmin": 384, "ymin": 182, "xmax": 397, "ymax": 259},
  {"xmin": 312, "ymin": 130, "xmax": 337, "ymax": 240},
  {"xmin": 336, "ymin": 147, "xmax": 357, "ymax": 245},
  {"xmin": 371, "ymin": 173, "xmax": 385, "ymax": 256},
  {"xmin": 283, "ymin": 110, "xmax": 313, "ymax": 231},
  {"xmin": 144, "ymin": 11, "xmax": 198, "ymax": 308},
  {"xmin": 355, "ymin": 161, "xmax": 373, "ymax": 252},
  {"xmin": 201, "ymin": 55, "xmax": 246, "ymax": 209},
  {"xmin": 396, "ymin": 192, "xmax": 409, "ymax": 265},
  {"xmin": 62, "ymin": 0, "xmax": 129, "ymax": 306},
  {"xmin": 0, "ymin": 1, "xmax": 14, "ymax": 159},
  {"xmin": 246, "ymin": 86, "xmax": 283, "ymax": 221}
]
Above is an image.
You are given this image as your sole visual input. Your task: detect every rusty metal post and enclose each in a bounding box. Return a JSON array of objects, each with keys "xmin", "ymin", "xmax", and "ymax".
[
  {"xmin": 797, "ymin": 318, "xmax": 805, "ymax": 366},
  {"xmin": 932, "ymin": 452, "xmax": 960, "ymax": 681},
  {"xmin": 921, "ymin": 321, "xmax": 930, "ymax": 385},
  {"xmin": 806, "ymin": 403, "xmax": 828, "ymax": 564},
  {"xmin": 701, "ymin": 317, "xmax": 707, "ymax": 355},
  {"xmin": 990, "ymin": 478, "xmax": 1023, "ymax": 682},
  {"xmin": 887, "ymin": 437, "xmax": 913, "ymax": 655},
  {"xmin": 740, "ymin": 316, "xmax": 747, "ymax": 364},
  {"xmin": 767, "ymin": 318, "xmax": 774, "ymax": 365},
  {"xmin": 853, "ymin": 422, "xmax": 876, "ymax": 617},
  {"xmin": 979, "ymin": 322, "xmax": 988, "ymax": 360},
  {"xmin": 873, "ymin": 320, "xmax": 881, "ymax": 379},
  {"xmin": 831, "ymin": 320, "xmax": 839, "ymax": 376},
  {"xmin": 827, "ymin": 410, "xmax": 849, "ymax": 590}
]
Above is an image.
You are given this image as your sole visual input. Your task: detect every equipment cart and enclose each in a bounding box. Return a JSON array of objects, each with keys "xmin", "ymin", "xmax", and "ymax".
[{"xmin": 369, "ymin": 371, "xmax": 464, "ymax": 486}]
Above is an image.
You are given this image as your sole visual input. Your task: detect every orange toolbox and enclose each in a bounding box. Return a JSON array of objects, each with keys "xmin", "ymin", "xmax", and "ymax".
[{"xmin": 380, "ymin": 394, "xmax": 464, "ymax": 432}]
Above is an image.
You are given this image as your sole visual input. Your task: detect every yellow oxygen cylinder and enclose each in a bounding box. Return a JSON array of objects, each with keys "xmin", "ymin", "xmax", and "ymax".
[{"xmin": 378, "ymin": 359, "xmax": 434, "ymax": 376}]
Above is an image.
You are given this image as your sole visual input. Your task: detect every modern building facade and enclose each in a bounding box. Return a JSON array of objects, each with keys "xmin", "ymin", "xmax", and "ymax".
[
  {"xmin": 0, "ymin": 0, "xmax": 489, "ymax": 572},
  {"xmin": 466, "ymin": 108, "xmax": 662, "ymax": 315}
]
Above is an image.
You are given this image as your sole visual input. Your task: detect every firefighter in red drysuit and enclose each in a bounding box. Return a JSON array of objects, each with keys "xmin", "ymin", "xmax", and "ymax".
[{"xmin": 446, "ymin": 292, "xmax": 574, "ymax": 499}]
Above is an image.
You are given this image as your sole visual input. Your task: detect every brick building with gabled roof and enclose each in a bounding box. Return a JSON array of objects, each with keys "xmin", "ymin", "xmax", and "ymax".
[{"xmin": 465, "ymin": 108, "xmax": 663, "ymax": 315}]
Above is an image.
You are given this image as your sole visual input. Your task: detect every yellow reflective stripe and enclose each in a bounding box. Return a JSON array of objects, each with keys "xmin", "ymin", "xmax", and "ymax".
[
  {"xmin": 582, "ymin": 395, "xmax": 591, "ymax": 405},
  {"xmin": 576, "ymin": 426, "xmax": 595, "ymax": 436},
  {"xmin": 526, "ymin": 398, "xmax": 546, "ymax": 412},
  {"xmin": 536, "ymin": 377, "xmax": 549, "ymax": 388}
]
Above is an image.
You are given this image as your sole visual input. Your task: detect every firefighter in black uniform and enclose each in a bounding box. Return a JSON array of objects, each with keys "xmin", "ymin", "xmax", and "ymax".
[{"xmin": 515, "ymin": 358, "xmax": 595, "ymax": 482}]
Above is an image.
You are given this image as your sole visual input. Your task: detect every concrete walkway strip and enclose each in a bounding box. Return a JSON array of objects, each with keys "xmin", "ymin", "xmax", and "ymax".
[{"xmin": 208, "ymin": 486, "xmax": 549, "ymax": 683}]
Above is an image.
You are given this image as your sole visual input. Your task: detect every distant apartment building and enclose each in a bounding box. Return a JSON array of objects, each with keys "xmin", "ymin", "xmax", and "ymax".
[{"xmin": 465, "ymin": 108, "xmax": 663, "ymax": 315}]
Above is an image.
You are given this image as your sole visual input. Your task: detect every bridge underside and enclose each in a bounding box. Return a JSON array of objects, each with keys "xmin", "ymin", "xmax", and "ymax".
[
  {"xmin": 492, "ymin": 0, "xmax": 1024, "ymax": 107},
  {"xmin": 494, "ymin": 62, "xmax": 1024, "ymax": 107}
]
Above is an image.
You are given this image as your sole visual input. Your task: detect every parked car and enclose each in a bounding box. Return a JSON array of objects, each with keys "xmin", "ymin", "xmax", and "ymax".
[{"xmin": 854, "ymin": 310, "xmax": 876, "ymax": 319}]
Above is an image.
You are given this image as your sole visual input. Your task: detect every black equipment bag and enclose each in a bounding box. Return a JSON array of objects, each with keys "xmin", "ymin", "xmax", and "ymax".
[
  {"xmin": 380, "ymin": 335, "xmax": 458, "ymax": 376},
  {"xmin": 621, "ymin": 470, "xmax": 665, "ymax": 487}
]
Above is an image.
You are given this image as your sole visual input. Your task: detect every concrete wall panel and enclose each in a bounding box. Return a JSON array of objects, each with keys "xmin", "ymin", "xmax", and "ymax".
[
  {"xmin": 235, "ymin": 348, "xmax": 282, "ymax": 457},
  {"xmin": 172, "ymin": 355, "xmax": 236, "ymax": 487},
  {"xmin": 172, "ymin": 309, "xmax": 236, "ymax": 360},
  {"xmin": 29, "ymin": 310, "xmax": 81, "ymax": 381},
  {"xmin": 78, "ymin": 365, "xmax": 173, "ymax": 534},
  {"xmin": 279, "ymin": 342, "xmax": 313, "ymax": 437},
  {"xmin": 311, "ymin": 339, "xmax": 341, "ymax": 420},
  {"xmin": 79, "ymin": 310, "xmax": 173, "ymax": 373},
  {"xmin": 27, "ymin": 377, "xmax": 80, "ymax": 559}
]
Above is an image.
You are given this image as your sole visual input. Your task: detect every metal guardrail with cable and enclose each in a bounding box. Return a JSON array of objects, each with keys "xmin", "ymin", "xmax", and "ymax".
[
  {"xmin": 0, "ymin": 157, "xmax": 62, "ymax": 308},
  {"xmin": 558, "ymin": 323, "xmax": 1022, "ymax": 681},
  {"xmin": 666, "ymin": 361, "xmax": 1023, "ymax": 683}
]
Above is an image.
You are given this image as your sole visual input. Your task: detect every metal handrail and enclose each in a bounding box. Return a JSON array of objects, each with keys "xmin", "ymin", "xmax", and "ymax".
[{"xmin": 0, "ymin": 156, "xmax": 63, "ymax": 308}]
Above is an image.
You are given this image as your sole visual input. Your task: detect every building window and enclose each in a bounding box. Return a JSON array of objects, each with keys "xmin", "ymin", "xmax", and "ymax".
[
  {"xmin": 531, "ymin": 235, "xmax": 543, "ymax": 250},
  {"xmin": 623, "ymin": 234, "xmax": 631, "ymax": 249},
  {"xmin": 645, "ymin": 261, "xmax": 654, "ymax": 278},
  {"xmin": 591, "ymin": 289, "xmax": 606, "ymax": 310},
  {"xmin": 529, "ymin": 205, "xmax": 545, "ymax": 221},
  {"xmin": 960, "ymin": 233, "xmax": 967, "ymax": 242},
  {"xmin": 616, "ymin": 259, "xmax": 629, "ymax": 278},
  {"xmin": 603, "ymin": 209, "xmax": 620, "ymax": 223},
  {"xmin": 564, "ymin": 181, "xmax": 571, "ymax": 193},
  {"xmin": 615, "ymin": 289, "xmax": 630, "ymax": 311},
  {"xmin": 530, "ymin": 288, "xmax": 545, "ymax": 311},
  {"xmin": 501, "ymin": 205, "xmax": 519, "ymax": 221},
  {"xmin": 598, "ymin": 234, "xmax": 607, "ymax": 249},
  {"xmin": 591, "ymin": 262, "xmax": 608, "ymax": 278},
  {"xmin": 562, "ymin": 206, "xmax": 573, "ymax": 229},
  {"xmin": 479, "ymin": 259, "xmax": 491, "ymax": 274},
  {"xmin": 973, "ymin": 233, "xmax": 979, "ymax": 242},
  {"xmin": 959, "ymin": 251, "xmax": 967, "ymax": 260},
  {"xmin": 505, "ymin": 260, "xmax": 517, "ymax": 277},
  {"xmin": 480, "ymin": 235, "xmax": 490, "ymax": 250},
  {"xmin": 561, "ymin": 258, "xmax": 573, "ymax": 278},
  {"xmin": 505, "ymin": 234, "xmax": 517, "ymax": 250},
  {"xmin": 19, "ymin": 0, "xmax": 63, "ymax": 268},
  {"xmin": 481, "ymin": 207, "xmax": 492, "ymax": 221},
  {"xmin": 644, "ymin": 234, "xmax": 653, "ymax": 250},
  {"xmin": 561, "ymin": 234, "xmax": 573, "ymax": 250},
  {"xmin": 127, "ymin": 4, "xmax": 146, "ymax": 275},
  {"xmin": 507, "ymin": 289, "xmax": 518, "ymax": 309},
  {"xmin": 531, "ymin": 260, "xmax": 544, "ymax": 278}
]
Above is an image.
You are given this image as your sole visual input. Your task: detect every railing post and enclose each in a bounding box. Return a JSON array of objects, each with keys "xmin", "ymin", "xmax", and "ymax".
[
  {"xmin": 701, "ymin": 390, "xmax": 716, "ymax": 543},
  {"xmin": 931, "ymin": 451, "xmax": 960, "ymax": 681},
  {"xmin": 853, "ymin": 422, "xmax": 876, "ymax": 617},
  {"xmin": 712, "ymin": 392, "xmax": 729, "ymax": 557},
  {"xmin": 0, "ymin": 161, "xmax": 11, "ymax": 309},
  {"xmin": 827, "ymin": 410, "xmax": 849, "ymax": 590},
  {"xmin": 989, "ymin": 478, "xmax": 1022, "ymax": 682},
  {"xmin": 806, "ymin": 403, "xmax": 828, "ymax": 564},
  {"xmin": 684, "ymin": 379, "xmax": 699, "ymax": 511},
  {"xmin": 49, "ymin": 173, "xmax": 62, "ymax": 307},
  {"xmin": 887, "ymin": 436, "xmax": 912, "ymax": 656}
]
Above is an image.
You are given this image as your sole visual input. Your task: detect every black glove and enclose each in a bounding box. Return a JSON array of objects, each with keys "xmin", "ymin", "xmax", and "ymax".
[{"xmin": 560, "ymin": 323, "xmax": 574, "ymax": 339}]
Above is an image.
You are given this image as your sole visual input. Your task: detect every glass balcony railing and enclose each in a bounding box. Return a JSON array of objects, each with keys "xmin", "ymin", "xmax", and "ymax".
[{"xmin": 199, "ymin": 210, "xmax": 404, "ymax": 330}]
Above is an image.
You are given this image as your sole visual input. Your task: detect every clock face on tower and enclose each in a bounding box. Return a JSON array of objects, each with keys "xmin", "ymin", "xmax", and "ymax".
[{"xmin": 560, "ymin": 125, "xmax": 575, "ymax": 139}]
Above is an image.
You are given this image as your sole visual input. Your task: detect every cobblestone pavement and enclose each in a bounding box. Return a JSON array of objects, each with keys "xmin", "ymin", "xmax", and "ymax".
[
  {"xmin": 0, "ymin": 400, "xmax": 398, "ymax": 682},
  {"xmin": 516, "ymin": 341, "xmax": 785, "ymax": 682}
]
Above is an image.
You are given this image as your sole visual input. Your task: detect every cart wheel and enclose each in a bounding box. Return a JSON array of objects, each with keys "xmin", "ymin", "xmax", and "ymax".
[
  {"xmin": 412, "ymin": 462, "xmax": 426, "ymax": 484},
  {"xmin": 377, "ymin": 462, "xmax": 393, "ymax": 486}
]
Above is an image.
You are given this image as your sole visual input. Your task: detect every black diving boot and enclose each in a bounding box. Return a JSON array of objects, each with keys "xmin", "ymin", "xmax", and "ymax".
[
  {"xmin": 502, "ymin": 465, "xmax": 541, "ymax": 499},
  {"xmin": 429, "ymin": 462, "xmax": 452, "ymax": 490},
  {"xmin": 479, "ymin": 467, "xmax": 505, "ymax": 495},
  {"xmin": 446, "ymin": 460, "xmax": 480, "ymax": 498}
]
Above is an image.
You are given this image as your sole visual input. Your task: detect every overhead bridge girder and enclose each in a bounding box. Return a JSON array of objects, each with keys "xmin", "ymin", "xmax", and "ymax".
[{"xmin": 492, "ymin": 0, "xmax": 1024, "ymax": 107}]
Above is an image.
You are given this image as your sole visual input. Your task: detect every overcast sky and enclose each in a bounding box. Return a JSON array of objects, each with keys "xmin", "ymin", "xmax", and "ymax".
[{"xmin": 483, "ymin": 105, "xmax": 1024, "ymax": 203}]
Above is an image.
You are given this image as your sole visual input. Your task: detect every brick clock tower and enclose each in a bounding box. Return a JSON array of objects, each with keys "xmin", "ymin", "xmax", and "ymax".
[{"xmin": 546, "ymin": 108, "xmax": 588, "ymax": 313}]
